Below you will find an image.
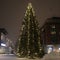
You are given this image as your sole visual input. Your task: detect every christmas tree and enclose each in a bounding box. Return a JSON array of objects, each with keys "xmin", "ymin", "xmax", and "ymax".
[{"xmin": 16, "ymin": 3, "xmax": 45, "ymax": 58}]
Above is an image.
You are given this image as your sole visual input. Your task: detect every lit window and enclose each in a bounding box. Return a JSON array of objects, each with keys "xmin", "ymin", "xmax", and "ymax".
[
  {"xmin": 51, "ymin": 31, "xmax": 56, "ymax": 34},
  {"xmin": 41, "ymin": 28, "xmax": 44, "ymax": 31},
  {"xmin": 51, "ymin": 25, "xmax": 55, "ymax": 28}
]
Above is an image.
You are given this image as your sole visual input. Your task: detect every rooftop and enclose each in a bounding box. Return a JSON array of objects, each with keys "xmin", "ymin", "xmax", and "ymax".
[
  {"xmin": 0, "ymin": 28, "xmax": 8, "ymax": 35},
  {"xmin": 46, "ymin": 17, "xmax": 60, "ymax": 23}
]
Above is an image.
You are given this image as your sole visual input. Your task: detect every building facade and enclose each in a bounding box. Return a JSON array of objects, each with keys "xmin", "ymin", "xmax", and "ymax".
[
  {"xmin": 40, "ymin": 17, "xmax": 60, "ymax": 53},
  {"xmin": 0, "ymin": 28, "xmax": 8, "ymax": 53},
  {"xmin": 0, "ymin": 28, "xmax": 8, "ymax": 46}
]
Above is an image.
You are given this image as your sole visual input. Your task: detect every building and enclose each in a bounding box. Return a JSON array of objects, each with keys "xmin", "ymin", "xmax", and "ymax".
[
  {"xmin": 0, "ymin": 28, "xmax": 14, "ymax": 54},
  {"xmin": 0, "ymin": 28, "xmax": 8, "ymax": 53},
  {"xmin": 0, "ymin": 28, "xmax": 8, "ymax": 46},
  {"xmin": 40, "ymin": 17, "xmax": 60, "ymax": 53}
]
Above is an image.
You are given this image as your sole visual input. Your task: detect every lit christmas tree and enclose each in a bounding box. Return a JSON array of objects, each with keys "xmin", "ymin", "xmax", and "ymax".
[{"xmin": 16, "ymin": 3, "xmax": 45, "ymax": 58}]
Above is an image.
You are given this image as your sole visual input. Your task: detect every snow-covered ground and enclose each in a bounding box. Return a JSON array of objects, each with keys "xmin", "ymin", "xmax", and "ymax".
[
  {"xmin": 0, "ymin": 52, "xmax": 60, "ymax": 60},
  {"xmin": 41, "ymin": 52, "xmax": 60, "ymax": 60},
  {"xmin": 0, "ymin": 54, "xmax": 40, "ymax": 60},
  {"xmin": 17, "ymin": 58, "xmax": 40, "ymax": 60}
]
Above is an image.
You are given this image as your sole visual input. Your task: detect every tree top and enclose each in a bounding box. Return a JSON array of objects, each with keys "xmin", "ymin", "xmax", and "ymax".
[
  {"xmin": 27, "ymin": 3, "xmax": 32, "ymax": 9},
  {"xmin": 25, "ymin": 3, "xmax": 35, "ymax": 16}
]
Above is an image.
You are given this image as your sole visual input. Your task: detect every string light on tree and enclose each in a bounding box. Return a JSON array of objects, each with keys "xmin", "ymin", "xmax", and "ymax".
[{"xmin": 16, "ymin": 3, "xmax": 45, "ymax": 58}]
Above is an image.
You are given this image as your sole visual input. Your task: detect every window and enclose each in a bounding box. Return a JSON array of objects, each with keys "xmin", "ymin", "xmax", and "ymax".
[
  {"xmin": 50, "ymin": 25, "xmax": 56, "ymax": 35},
  {"xmin": 41, "ymin": 28, "xmax": 44, "ymax": 32},
  {"xmin": 50, "ymin": 25, "xmax": 57, "ymax": 44},
  {"xmin": 51, "ymin": 31, "xmax": 56, "ymax": 34},
  {"xmin": 51, "ymin": 25, "xmax": 55, "ymax": 28}
]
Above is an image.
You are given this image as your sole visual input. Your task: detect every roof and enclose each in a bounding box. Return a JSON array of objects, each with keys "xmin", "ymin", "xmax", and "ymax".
[
  {"xmin": 40, "ymin": 17, "xmax": 60, "ymax": 30},
  {"xmin": 0, "ymin": 28, "xmax": 8, "ymax": 35},
  {"xmin": 46, "ymin": 17, "xmax": 60, "ymax": 23}
]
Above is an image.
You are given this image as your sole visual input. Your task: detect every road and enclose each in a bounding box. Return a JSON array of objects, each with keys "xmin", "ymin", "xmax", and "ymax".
[{"xmin": 0, "ymin": 54, "xmax": 40, "ymax": 60}]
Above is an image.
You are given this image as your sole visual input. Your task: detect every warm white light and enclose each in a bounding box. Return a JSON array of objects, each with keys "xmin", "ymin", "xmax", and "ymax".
[
  {"xmin": 59, "ymin": 48, "xmax": 60, "ymax": 50},
  {"xmin": 48, "ymin": 47, "xmax": 52, "ymax": 54},
  {"xmin": 1, "ymin": 43, "xmax": 6, "ymax": 47},
  {"xmin": 27, "ymin": 3, "xmax": 32, "ymax": 9}
]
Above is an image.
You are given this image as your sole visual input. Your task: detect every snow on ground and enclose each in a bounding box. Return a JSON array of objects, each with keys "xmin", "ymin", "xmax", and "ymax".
[
  {"xmin": 1, "ymin": 53, "xmax": 60, "ymax": 60},
  {"xmin": 41, "ymin": 52, "xmax": 60, "ymax": 60},
  {"xmin": 17, "ymin": 57, "xmax": 40, "ymax": 60},
  {"xmin": 0, "ymin": 54, "xmax": 41, "ymax": 60}
]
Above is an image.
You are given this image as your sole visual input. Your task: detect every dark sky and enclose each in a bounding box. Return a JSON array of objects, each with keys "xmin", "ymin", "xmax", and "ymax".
[{"xmin": 0, "ymin": 0, "xmax": 60, "ymax": 41}]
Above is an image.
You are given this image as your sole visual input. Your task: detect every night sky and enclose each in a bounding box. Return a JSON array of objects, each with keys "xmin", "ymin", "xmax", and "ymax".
[{"xmin": 0, "ymin": 0, "xmax": 60, "ymax": 41}]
